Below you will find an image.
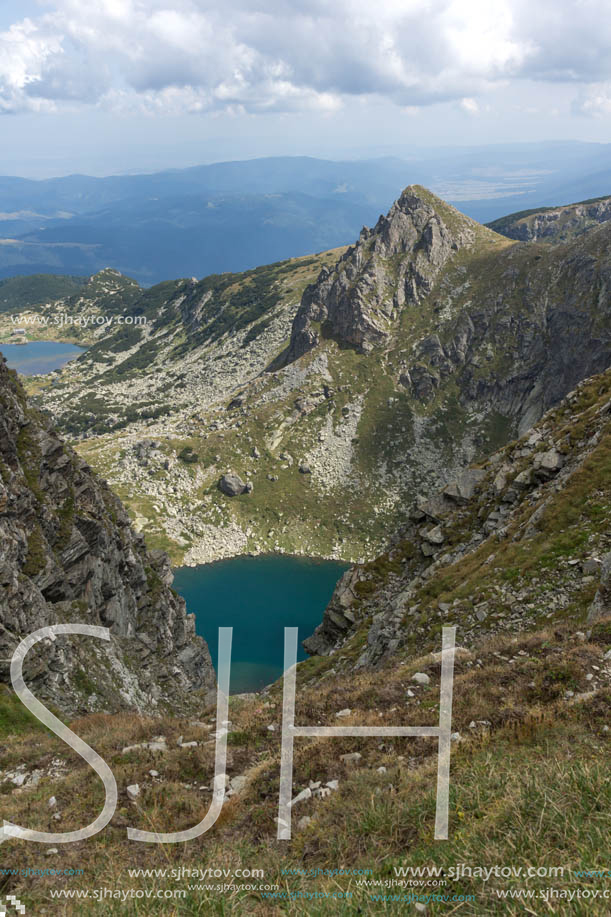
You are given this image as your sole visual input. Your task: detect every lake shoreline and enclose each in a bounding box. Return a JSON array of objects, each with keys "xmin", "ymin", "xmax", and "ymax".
[
  {"xmin": 0, "ymin": 339, "xmax": 87, "ymax": 375},
  {"xmin": 178, "ymin": 544, "xmax": 357, "ymax": 568}
]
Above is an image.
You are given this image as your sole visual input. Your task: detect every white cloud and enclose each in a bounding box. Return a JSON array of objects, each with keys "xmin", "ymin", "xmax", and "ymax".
[
  {"xmin": 0, "ymin": 1, "xmax": 610, "ymax": 116},
  {"xmin": 460, "ymin": 97, "xmax": 480, "ymax": 114}
]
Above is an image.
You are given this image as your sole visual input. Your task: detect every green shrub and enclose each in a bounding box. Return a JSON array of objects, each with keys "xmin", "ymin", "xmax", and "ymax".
[
  {"xmin": 178, "ymin": 447, "xmax": 199, "ymax": 463},
  {"xmin": 22, "ymin": 524, "xmax": 47, "ymax": 577}
]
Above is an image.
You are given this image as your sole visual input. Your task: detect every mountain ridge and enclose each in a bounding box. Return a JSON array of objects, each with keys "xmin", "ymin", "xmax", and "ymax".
[{"xmin": 488, "ymin": 193, "xmax": 611, "ymax": 243}]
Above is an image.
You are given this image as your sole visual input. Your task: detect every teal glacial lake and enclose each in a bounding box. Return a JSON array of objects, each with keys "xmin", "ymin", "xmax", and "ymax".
[
  {"xmin": 173, "ymin": 555, "xmax": 348, "ymax": 693},
  {"xmin": 1, "ymin": 341, "xmax": 86, "ymax": 375}
]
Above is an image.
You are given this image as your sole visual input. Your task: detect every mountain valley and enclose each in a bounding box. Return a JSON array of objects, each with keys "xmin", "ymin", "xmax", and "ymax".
[{"xmin": 10, "ymin": 187, "xmax": 611, "ymax": 570}]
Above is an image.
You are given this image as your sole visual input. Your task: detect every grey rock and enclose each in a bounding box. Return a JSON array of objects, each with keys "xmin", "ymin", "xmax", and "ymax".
[
  {"xmin": 411, "ymin": 672, "xmax": 430, "ymax": 685},
  {"xmin": 422, "ymin": 525, "xmax": 445, "ymax": 545},
  {"xmin": 218, "ymin": 473, "xmax": 247, "ymax": 496},
  {"xmin": 442, "ymin": 468, "xmax": 485, "ymax": 503},
  {"xmin": 475, "ymin": 603, "xmax": 489, "ymax": 622},
  {"xmin": 290, "ymin": 787, "xmax": 312, "ymax": 807},
  {"xmin": 340, "ymin": 752, "xmax": 362, "ymax": 765},
  {"xmin": 513, "ymin": 468, "xmax": 533, "ymax": 488},
  {"xmin": 588, "ymin": 552, "xmax": 611, "ymax": 622},
  {"xmin": 421, "ymin": 542, "xmax": 438, "ymax": 557},
  {"xmin": 534, "ymin": 449, "xmax": 564, "ymax": 474}
]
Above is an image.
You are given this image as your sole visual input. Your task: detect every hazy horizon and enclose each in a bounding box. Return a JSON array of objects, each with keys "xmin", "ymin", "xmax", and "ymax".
[
  {"xmin": 1, "ymin": 2, "xmax": 611, "ymax": 179},
  {"xmin": 0, "ymin": 139, "xmax": 608, "ymax": 183}
]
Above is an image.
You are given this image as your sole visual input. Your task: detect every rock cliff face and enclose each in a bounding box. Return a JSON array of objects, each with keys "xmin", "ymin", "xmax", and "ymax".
[
  {"xmin": 284, "ymin": 186, "xmax": 480, "ymax": 363},
  {"xmin": 488, "ymin": 195, "xmax": 611, "ymax": 243},
  {"xmin": 0, "ymin": 357, "xmax": 215, "ymax": 715}
]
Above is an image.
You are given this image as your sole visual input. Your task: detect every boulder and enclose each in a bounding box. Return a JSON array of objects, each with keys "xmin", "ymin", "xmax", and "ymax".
[
  {"xmin": 442, "ymin": 468, "xmax": 485, "ymax": 503},
  {"xmin": 411, "ymin": 672, "xmax": 430, "ymax": 685},
  {"xmin": 533, "ymin": 448, "xmax": 564, "ymax": 474},
  {"xmin": 219, "ymin": 473, "xmax": 247, "ymax": 496},
  {"xmin": 422, "ymin": 525, "xmax": 445, "ymax": 545},
  {"xmin": 513, "ymin": 468, "xmax": 533, "ymax": 488}
]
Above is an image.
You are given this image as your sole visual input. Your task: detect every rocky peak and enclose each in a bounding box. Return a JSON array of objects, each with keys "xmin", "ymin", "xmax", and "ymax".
[
  {"xmin": 82, "ymin": 268, "xmax": 140, "ymax": 296},
  {"xmin": 283, "ymin": 185, "xmax": 483, "ymax": 363},
  {"xmin": 0, "ymin": 356, "xmax": 215, "ymax": 716}
]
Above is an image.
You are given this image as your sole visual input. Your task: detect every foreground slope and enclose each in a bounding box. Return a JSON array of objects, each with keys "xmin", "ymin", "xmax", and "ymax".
[
  {"xmin": 0, "ymin": 355, "xmax": 215, "ymax": 716},
  {"xmin": 1, "ymin": 369, "xmax": 609, "ymax": 915}
]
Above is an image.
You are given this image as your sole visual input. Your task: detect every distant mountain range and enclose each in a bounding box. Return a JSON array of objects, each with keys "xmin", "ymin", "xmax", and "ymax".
[{"xmin": 1, "ymin": 142, "xmax": 611, "ymax": 283}]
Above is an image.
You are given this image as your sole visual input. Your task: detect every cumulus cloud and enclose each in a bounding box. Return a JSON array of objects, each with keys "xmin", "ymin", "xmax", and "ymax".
[{"xmin": 0, "ymin": 0, "xmax": 610, "ymax": 115}]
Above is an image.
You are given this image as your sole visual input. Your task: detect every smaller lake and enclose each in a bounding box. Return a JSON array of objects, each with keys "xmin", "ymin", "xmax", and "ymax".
[
  {"xmin": 0, "ymin": 341, "xmax": 86, "ymax": 375},
  {"xmin": 173, "ymin": 555, "xmax": 348, "ymax": 694}
]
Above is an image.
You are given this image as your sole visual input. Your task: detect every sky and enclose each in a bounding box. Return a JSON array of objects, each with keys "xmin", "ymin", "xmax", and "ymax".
[{"xmin": 1, "ymin": 0, "xmax": 611, "ymax": 177}]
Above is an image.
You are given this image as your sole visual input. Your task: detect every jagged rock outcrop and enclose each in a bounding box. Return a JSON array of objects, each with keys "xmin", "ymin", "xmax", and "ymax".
[
  {"xmin": 0, "ymin": 357, "xmax": 215, "ymax": 715},
  {"xmin": 284, "ymin": 186, "xmax": 479, "ymax": 363},
  {"xmin": 488, "ymin": 195, "xmax": 611, "ymax": 243}
]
